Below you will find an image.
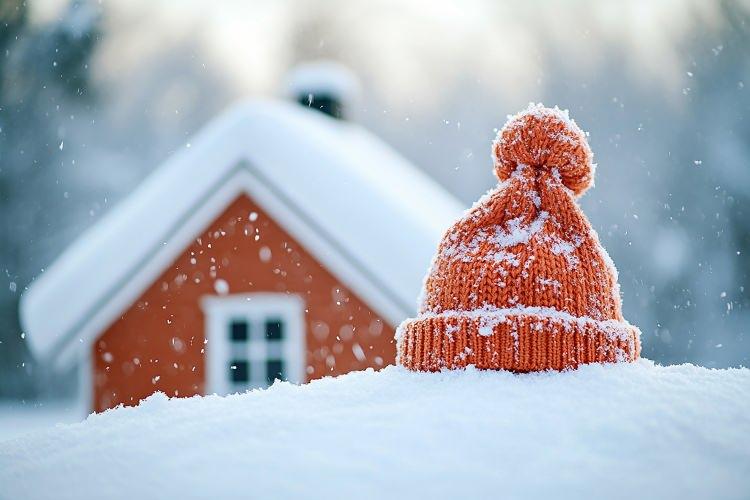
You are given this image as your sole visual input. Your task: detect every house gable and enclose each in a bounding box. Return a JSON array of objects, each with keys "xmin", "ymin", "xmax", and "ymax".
[
  {"xmin": 92, "ymin": 193, "xmax": 394, "ymax": 412},
  {"xmin": 53, "ymin": 163, "xmax": 415, "ymax": 370}
]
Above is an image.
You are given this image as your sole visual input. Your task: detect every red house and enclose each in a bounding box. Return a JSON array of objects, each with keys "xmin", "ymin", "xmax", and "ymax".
[{"xmin": 20, "ymin": 99, "xmax": 462, "ymax": 413}]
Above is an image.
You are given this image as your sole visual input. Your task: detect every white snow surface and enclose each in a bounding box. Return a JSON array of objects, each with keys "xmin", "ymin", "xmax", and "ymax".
[
  {"xmin": 20, "ymin": 99, "xmax": 462, "ymax": 366},
  {"xmin": 0, "ymin": 402, "xmax": 79, "ymax": 442},
  {"xmin": 2, "ymin": 361, "xmax": 749, "ymax": 500}
]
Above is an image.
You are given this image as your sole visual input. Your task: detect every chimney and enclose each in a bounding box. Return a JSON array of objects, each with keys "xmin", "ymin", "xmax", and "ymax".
[{"xmin": 286, "ymin": 61, "xmax": 360, "ymax": 120}]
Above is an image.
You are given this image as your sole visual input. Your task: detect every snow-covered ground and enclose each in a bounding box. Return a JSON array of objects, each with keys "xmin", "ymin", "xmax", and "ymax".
[
  {"xmin": 0, "ymin": 401, "xmax": 81, "ymax": 442},
  {"xmin": 1, "ymin": 360, "xmax": 749, "ymax": 500}
]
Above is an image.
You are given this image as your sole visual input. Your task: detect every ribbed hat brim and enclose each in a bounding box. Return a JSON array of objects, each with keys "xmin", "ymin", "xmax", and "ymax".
[{"xmin": 396, "ymin": 308, "xmax": 640, "ymax": 372}]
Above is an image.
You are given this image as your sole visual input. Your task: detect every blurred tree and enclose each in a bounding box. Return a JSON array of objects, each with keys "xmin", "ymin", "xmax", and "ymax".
[{"xmin": 0, "ymin": 0, "xmax": 100, "ymax": 397}]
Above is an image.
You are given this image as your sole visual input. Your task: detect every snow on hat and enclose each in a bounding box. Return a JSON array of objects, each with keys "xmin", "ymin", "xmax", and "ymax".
[{"xmin": 397, "ymin": 103, "xmax": 641, "ymax": 372}]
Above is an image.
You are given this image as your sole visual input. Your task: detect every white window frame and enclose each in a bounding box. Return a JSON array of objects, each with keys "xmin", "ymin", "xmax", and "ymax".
[{"xmin": 201, "ymin": 293, "xmax": 305, "ymax": 395}]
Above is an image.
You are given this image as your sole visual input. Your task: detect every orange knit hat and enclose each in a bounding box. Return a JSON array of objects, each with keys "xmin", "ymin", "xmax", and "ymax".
[{"xmin": 397, "ymin": 103, "xmax": 641, "ymax": 372}]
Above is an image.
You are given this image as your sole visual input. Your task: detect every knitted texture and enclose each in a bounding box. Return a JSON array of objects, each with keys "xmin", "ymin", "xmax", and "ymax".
[{"xmin": 397, "ymin": 103, "xmax": 641, "ymax": 372}]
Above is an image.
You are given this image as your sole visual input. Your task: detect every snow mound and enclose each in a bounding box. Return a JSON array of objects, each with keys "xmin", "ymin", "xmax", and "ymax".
[{"xmin": 2, "ymin": 361, "xmax": 749, "ymax": 499}]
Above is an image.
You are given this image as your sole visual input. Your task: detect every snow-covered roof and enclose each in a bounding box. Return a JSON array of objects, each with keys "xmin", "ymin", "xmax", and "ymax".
[
  {"xmin": 1, "ymin": 361, "xmax": 748, "ymax": 499},
  {"xmin": 20, "ymin": 99, "xmax": 463, "ymax": 367}
]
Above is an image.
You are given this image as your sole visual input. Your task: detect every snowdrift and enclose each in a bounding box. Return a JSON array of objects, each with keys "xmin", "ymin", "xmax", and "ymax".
[{"xmin": 1, "ymin": 360, "xmax": 749, "ymax": 499}]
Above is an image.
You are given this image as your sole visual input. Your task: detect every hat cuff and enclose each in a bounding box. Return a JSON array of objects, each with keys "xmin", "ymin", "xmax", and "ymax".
[{"xmin": 396, "ymin": 307, "xmax": 641, "ymax": 372}]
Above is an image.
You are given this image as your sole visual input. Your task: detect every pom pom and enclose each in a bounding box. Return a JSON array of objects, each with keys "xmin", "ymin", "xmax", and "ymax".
[{"xmin": 493, "ymin": 103, "xmax": 594, "ymax": 196}]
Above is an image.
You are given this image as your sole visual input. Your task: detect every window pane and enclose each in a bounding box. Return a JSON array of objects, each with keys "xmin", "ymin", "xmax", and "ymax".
[
  {"xmin": 230, "ymin": 320, "xmax": 249, "ymax": 342},
  {"xmin": 266, "ymin": 359, "xmax": 284, "ymax": 384},
  {"xmin": 265, "ymin": 319, "xmax": 283, "ymax": 340},
  {"xmin": 230, "ymin": 360, "xmax": 249, "ymax": 383}
]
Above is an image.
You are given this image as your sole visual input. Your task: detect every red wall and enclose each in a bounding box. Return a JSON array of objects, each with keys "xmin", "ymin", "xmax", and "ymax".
[{"xmin": 92, "ymin": 194, "xmax": 395, "ymax": 412}]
